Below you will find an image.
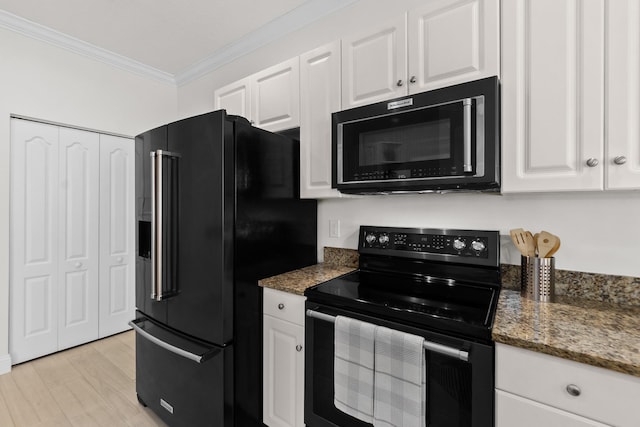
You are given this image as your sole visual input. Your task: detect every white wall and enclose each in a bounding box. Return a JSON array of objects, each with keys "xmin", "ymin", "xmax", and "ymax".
[
  {"xmin": 177, "ymin": 0, "xmax": 640, "ymax": 278},
  {"xmin": 0, "ymin": 27, "xmax": 177, "ymax": 369}
]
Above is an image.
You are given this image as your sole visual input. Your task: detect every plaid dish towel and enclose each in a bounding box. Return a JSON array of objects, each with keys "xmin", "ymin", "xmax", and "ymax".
[
  {"xmin": 373, "ymin": 326, "xmax": 426, "ymax": 427},
  {"xmin": 334, "ymin": 315, "xmax": 376, "ymax": 423}
]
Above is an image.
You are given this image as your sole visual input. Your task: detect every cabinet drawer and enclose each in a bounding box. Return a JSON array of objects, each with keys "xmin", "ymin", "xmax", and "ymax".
[
  {"xmin": 496, "ymin": 390, "xmax": 610, "ymax": 427},
  {"xmin": 496, "ymin": 343, "xmax": 640, "ymax": 426},
  {"xmin": 263, "ymin": 288, "xmax": 306, "ymax": 326}
]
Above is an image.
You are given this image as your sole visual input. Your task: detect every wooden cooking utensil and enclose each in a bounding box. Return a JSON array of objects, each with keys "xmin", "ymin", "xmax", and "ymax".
[
  {"xmin": 509, "ymin": 228, "xmax": 536, "ymax": 257},
  {"xmin": 523, "ymin": 231, "xmax": 536, "ymax": 257},
  {"xmin": 537, "ymin": 231, "xmax": 560, "ymax": 258}
]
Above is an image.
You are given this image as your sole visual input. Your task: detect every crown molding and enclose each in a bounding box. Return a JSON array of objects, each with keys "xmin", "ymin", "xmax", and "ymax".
[
  {"xmin": 0, "ymin": 0, "xmax": 359, "ymax": 87},
  {"xmin": 174, "ymin": 0, "xmax": 360, "ymax": 86},
  {"xmin": 0, "ymin": 9, "xmax": 176, "ymax": 85}
]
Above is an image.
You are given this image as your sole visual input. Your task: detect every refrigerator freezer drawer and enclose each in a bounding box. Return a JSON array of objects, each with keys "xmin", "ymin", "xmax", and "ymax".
[{"xmin": 133, "ymin": 317, "xmax": 233, "ymax": 427}]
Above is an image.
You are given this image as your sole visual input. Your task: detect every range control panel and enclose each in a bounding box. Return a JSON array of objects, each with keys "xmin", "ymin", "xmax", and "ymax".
[{"xmin": 359, "ymin": 225, "xmax": 500, "ymax": 267}]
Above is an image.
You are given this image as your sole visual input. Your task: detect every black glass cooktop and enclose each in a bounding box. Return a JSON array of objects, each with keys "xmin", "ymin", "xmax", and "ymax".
[{"xmin": 305, "ymin": 270, "xmax": 500, "ymax": 341}]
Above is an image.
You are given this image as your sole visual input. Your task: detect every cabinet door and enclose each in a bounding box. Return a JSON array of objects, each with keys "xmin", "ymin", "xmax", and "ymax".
[
  {"xmin": 57, "ymin": 127, "xmax": 100, "ymax": 350},
  {"xmin": 408, "ymin": 0, "xmax": 499, "ymax": 93},
  {"xmin": 300, "ymin": 41, "xmax": 342, "ymax": 199},
  {"xmin": 252, "ymin": 57, "xmax": 300, "ymax": 132},
  {"xmin": 606, "ymin": 0, "xmax": 640, "ymax": 189},
  {"xmin": 99, "ymin": 134, "xmax": 135, "ymax": 338},
  {"xmin": 263, "ymin": 315, "xmax": 304, "ymax": 427},
  {"xmin": 496, "ymin": 390, "xmax": 611, "ymax": 427},
  {"xmin": 502, "ymin": 0, "xmax": 605, "ymax": 192},
  {"xmin": 214, "ymin": 76, "xmax": 252, "ymax": 120},
  {"xmin": 342, "ymin": 15, "xmax": 408, "ymax": 108},
  {"xmin": 10, "ymin": 119, "xmax": 60, "ymax": 364}
]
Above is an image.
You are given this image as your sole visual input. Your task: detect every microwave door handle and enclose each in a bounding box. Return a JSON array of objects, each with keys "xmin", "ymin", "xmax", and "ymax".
[{"xmin": 463, "ymin": 98, "xmax": 473, "ymax": 173}]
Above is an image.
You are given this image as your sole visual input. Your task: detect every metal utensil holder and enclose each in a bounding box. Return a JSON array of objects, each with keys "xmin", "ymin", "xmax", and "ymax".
[{"xmin": 521, "ymin": 256, "xmax": 555, "ymax": 302}]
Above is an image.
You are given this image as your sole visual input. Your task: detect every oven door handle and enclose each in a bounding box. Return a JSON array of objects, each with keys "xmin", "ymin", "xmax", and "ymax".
[{"xmin": 306, "ymin": 309, "xmax": 469, "ymax": 362}]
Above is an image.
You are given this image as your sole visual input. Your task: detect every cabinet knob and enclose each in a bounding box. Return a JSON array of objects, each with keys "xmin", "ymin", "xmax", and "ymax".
[
  {"xmin": 566, "ymin": 384, "xmax": 581, "ymax": 397},
  {"xmin": 74, "ymin": 262, "xmax": 82, "ymax": 268},
  {"xmin": 117, "ymin": 257, "xmax": 123, "ymax": 263},
  {"xmin": 296, "ymin": 345, "xmax": 303, "ymax": 352},
  {"xmin": 396, "ymin": 80, "xmax": 404, "ymax": 87},
  {"xmin": 409, "ymin": 76, "xmax": 417, "ymax": 84},
  {"xmin": 614, "ymin": 156, "xmax": 627, "ymax": 165},
  {"xmin": 278, "ymin": 303, "xmax": 285, "ymax": 310},
  {"xmin": 586, "ymin": 158, "xmax": 599, "ymax": 167}
]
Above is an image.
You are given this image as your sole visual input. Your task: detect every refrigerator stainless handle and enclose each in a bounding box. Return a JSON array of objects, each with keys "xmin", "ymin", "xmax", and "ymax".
[
  {"xmin": 305, "ymin": 309, "xmax": 469, "ymax": 362},
  {"xmin": 129, "ymin": 320, "xmax": 204, "ymax": 363},
  {"xmin": 463, "ymin": 98, "xmax": 473, "ymax": 173},
  {"xmin": 150, "ymin": 151, "xmax": 163, "ymax": 301},
  {"xmin": 150, "ymin": 151, "xmax": 158, "ymax": 300},
  {"xmin": 150, "ymin": 150, "xmax": 181, "ymax": 302}
]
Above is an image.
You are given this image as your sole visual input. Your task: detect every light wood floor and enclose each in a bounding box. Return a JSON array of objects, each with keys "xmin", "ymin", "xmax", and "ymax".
[{"xmin": 0, "ymin": 331, "xmax": 168, "ymax": 427}]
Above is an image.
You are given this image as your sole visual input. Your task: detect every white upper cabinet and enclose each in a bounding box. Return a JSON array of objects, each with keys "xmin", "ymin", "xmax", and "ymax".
[
  {"xmin": 342, "ymin": 0, "xmax": 499, "ymax": 108},
  {"xmin": 341, "ymin": 15, "xmax": 408, "ymax": 108},
  {"xmin": 408, "ymin": 0, "xmax": 499, "ymax": 93},
  {"xmin": 214, "ymin": 77, "xmax": 251, "ymax": 119},
  {"xmin": 300, "ymin": 41, "xmax": 342, "ymax": 199},
  {"xmin": 502, "ymin": 0, "xmax": 640, "ymax": 192},
  {"xmin": 214, "ymin": 58, "xmax": 300, "ymax": 132},
  {"xmin": 252, "ymin": 57, "xmax": 300, "ymax": 132},
  {"xmin": 606, "ymin": 0, "xmax": 640, "ymax": 190},
  {"xmin": 502, "ymin": 0, "xmax": 605, "ymax": 192}
]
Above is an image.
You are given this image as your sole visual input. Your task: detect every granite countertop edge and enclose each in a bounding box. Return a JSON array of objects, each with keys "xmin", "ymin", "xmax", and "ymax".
[{"xmin": 259, "ymin": 263, "xmax": 640, "ymax": 379}]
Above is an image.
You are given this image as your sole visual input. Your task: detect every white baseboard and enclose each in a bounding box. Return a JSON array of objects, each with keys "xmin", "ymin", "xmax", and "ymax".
[{"xmin": 0, "ymin": 353, "xmax": 11, "ymax": 375}]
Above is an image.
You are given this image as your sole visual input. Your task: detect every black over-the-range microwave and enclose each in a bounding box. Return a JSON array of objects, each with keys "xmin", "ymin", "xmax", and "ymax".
[{"xmin": 331, "ymin": 76, "xmax": 500, "ymax": 194}]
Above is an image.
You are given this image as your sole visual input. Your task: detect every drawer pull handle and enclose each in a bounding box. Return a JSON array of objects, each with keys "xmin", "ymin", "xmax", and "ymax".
[
  {"xmin": 296, "ymin": 345, "xmax": 303, "ymax": 352},
  {"xmin": 278, "ymin": 303, "xmax": 285, "ymax": 310},
  {"xmin": 566, "ymin": 384, "xmax": 581, "ymax": 397}
]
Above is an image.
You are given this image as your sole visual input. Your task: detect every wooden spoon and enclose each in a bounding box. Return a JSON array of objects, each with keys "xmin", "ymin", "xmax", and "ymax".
[{"xmin": 537, "ymin": 231, "xmax": 560, "ymax": 258}]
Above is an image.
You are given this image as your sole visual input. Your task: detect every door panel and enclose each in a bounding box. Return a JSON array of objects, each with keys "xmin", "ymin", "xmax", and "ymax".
[
  {"xmin": 57, "ymin": 127, "xmax": 100, "ymax": 350},
  {"xmin": 252, "ymin": 58, "xmax": 300, "ymax": 132},
  {"xmin": 166, "ymin": 111, "xmax": 233, "ymax": 345},
  {"xmin": 100, "ymin": 134, "xmax": 135, "ymax": 337},
  {"xmin": 342, "ymin": 15, "xmax": 408, "ymax": 108},
  {"xmin": 502, "ymin": 0, "xmax": 605, "ymax": 192},
  {"xmin": 606, "ymin": 0, "xmax": 640, "ymax": 189},
  {"xmin": 214, "ymin": 77, "xmax": 252, "ymax": 119},
  {"xmin": 300, "ymin": 41, "xmax": 343, "ymax": 198},
  {"xmin": 408, "ymin": 0, "xmax": 499, "ymax": 92},
  {"xmin": 10, "ymin": 119, "xmax": 60, "ymax": 363}
]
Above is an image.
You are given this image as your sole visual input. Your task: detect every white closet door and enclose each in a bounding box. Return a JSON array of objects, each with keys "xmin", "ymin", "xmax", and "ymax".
[
  {"xmin": 99, "ymin": 134, "xmax": 135, "ymax": 338},
  {"xmin": 57, "ymin": 127, "xmax": 100, "ymax": 350},
  {"xmin": 10, "ymin": 119, "xmax": 60, "ymax": 364}
]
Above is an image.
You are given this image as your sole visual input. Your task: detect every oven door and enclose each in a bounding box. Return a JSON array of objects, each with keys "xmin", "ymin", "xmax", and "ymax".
[{"xmin": 304, "ymin": 302, "xmax": 494, "ymax": 427}]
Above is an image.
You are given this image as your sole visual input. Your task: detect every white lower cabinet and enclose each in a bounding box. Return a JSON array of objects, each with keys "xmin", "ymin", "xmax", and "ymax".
[
  {"xmin": 263, "ymin": 288, "xmax": 305, "ymax": 427},
  {"xmin": 496, "ymin": 343, "xmax": 640, "ymax": 427},
  {"xmin": 10, "ymin": 118, "xmax": 134, "ymax": 364},
  {"xmin": 496, "ymin": 390, "xmax": 610, "ymax": 427}
]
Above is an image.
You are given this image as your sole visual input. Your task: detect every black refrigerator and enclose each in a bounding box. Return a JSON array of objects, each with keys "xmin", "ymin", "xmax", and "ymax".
[{"xmin": 131, "ymin": 110, "xmax": 317, "ymax": 427}]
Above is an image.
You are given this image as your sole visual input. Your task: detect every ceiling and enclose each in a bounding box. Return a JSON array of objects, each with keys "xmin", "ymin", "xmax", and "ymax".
[{"xmin": 0, "ymin": 0, "xmax": 358, "ymax": 84}]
